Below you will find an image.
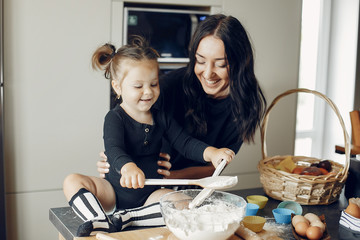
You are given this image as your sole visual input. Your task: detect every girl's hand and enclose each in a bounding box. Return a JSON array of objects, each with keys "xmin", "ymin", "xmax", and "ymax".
[
  {"xmin": 97, "ymin": 151, "xmax": 110, "ymax": 178},
  {"xmin": 120, "ymin": 162, "xmax": 145, "ymax": 189},
  {"xmin": 203, "ymin": 147, "xmax": 235, "ymax": 168},
  {"xmin": 157, "ymin": 152, "xmax": 171, "ymax": 178}
]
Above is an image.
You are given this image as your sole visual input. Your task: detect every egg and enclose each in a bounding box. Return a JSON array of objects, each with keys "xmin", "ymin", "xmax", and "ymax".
[
  {"xmin": 292, "ymin": 215, "xmax": 309, "ymax": 227},
  {"xmin": 311, "ymin": 220, "xmax": 325, "ymax": 232},
  {"xmin": 306, "ymin": 226, "xmax": 323, "ymax": 240},
  {"xmin": 295, "ymin": 221, "xmax": 309, "ymax": 237},
  {"xmin": 304, "ymin": 213, "xmax": 320, "ymax": 223}
]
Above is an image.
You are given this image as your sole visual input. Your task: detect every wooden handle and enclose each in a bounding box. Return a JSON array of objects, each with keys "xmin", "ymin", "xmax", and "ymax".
[
  {"xmin": 260, "ymin": 88, "xmax": 350, "ymax": 180},
  {"xmin": 235, "ymin": 224, "xmax": 263, "ymax": 240}
]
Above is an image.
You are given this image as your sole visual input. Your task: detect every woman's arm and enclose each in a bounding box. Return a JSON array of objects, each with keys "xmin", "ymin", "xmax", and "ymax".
[
  {"xmin": 97, "ymin": 152, "xmax": 225, "ymax": 179},
  {"xmin": 97, "ymin": 151, "xmax": 172, "ymax": 178},
  {"xmin": 166, "ymin": 165, "xmax": 215, "ymax": 179}
]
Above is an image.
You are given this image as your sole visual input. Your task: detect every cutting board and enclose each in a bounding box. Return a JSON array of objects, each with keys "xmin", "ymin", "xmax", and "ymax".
[
  {"xmin": 75, "ymin": 226, "xmax": 285, "ymax": 240},
  {"xmin": 75, "ymin": 227, "xmax": 242, "ymax": 240}
]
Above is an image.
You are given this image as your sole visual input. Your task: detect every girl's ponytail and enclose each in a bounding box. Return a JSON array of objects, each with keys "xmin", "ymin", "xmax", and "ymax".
[{"xmin": 91, "ymin": 43, "xmax": 117, "ymax": 80}]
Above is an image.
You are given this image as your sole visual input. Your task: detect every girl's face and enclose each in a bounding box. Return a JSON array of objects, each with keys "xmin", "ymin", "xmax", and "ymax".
[
  {"xmin": 194, "ymin": 35, "xmax": 230, "ymax": 99},
  {"xmin": 112, "ymin": 60, "xmax": 160, "ymax": 116}
]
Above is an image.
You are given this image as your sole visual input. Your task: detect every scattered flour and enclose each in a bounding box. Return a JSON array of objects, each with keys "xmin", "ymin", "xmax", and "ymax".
[
  {"xmin": 164, "ymin": 200, "xmax": 244, "ymax": 240},
  {"xmin": 263, "ymin": 220, "xmax": 288, "ymax": 234},
  {"xmin": 261, "ymin": 218, "xmax": 294, "ymax": 239}
]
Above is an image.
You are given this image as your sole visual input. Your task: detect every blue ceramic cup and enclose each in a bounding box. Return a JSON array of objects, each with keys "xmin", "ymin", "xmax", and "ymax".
[
  {"xmin": 272, "ymin": 208, "xmax": 295, "ymax": 224},
  {"xmin": 246, "ymin": 203, "xmax": 260, "ymax": 216}
]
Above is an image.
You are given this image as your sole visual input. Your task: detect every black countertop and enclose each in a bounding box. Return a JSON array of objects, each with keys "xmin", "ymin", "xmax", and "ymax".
[{"xmin": 49, "ymin": 187, "xmax": 352, "ymax": 240}]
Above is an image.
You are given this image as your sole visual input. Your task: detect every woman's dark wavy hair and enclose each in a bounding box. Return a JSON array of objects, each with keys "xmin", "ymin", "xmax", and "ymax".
[{"xmin": 183, "ymin": 14, "xmax": 266, "ymax": 143}]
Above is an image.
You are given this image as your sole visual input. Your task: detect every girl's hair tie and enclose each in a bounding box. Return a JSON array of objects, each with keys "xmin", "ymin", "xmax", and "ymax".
[
  {"xmin": 110, "ymin": 50, "xmax": 116, "ymax": 58},
  {"xmin": 105, "ymin": 43, "xmax": 116, "ymax": 58}
]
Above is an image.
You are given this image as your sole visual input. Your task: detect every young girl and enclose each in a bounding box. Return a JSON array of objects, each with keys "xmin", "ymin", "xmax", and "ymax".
[{"xmin": 62, "ymin": 36, "xmax": 235, "ymax": 236}]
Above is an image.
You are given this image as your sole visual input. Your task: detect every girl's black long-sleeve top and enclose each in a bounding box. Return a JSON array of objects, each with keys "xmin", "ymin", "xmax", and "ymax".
[
  {"xmin": 104, "ymin": 105, "xmax": 209, "ymax": 177},
  {"xmin": 104, "ymin": 105, "xmax": 210, "ymax": 208}
]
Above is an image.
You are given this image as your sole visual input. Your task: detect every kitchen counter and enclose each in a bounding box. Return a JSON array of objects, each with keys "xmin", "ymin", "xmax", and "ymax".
[
  {"xmin": 237, "ymin": 188, "xmax": 349, "ymax": 239},
  {"xmin": 49, "ymin": 187, "xmax": 350, "ymax": 240}
]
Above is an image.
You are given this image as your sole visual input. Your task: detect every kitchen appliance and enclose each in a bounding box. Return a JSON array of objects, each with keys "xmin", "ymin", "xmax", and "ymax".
[
  {"xmin": 123, "ymin": 7, "xmax": 209, "ymax": 63},
  {"xmin": 0, "ymin": 0, "xmax": 6, "ymax": 238}
]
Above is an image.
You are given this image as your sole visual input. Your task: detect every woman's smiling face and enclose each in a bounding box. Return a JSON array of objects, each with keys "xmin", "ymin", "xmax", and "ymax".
[{"xmin": 194, "ymin": 35, "xmax": 230, "ymax": 99}]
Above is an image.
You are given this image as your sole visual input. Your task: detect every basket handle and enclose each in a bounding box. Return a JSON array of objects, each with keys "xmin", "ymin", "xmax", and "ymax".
[{"xmin": 260, "ymin": 88, "xmax": 350, "ymax": 178}]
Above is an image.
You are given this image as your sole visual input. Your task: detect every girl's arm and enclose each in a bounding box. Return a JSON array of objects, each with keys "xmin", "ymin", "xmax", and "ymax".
[
  {"xmin": 104, "ymin": 110, "xmax": 145, "ymax": 188},
  {"xmin": 103, "ymin": 111, "xmax": 133, "ymax": 174}
]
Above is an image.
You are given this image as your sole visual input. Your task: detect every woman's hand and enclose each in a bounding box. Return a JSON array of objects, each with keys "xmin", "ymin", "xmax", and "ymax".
[
  {"xmin": 97, "ymin": 151, "xmax": 109, "ymax": 178},
  {"xmin": 97, "ymin": 152, "xmax": 171, "ymax": 179},
  {"xmin": 157, "ymin": 153, "xmax": 171, "ymax": 178},
  {"xmin": 120, "ymin": 162, "xmax": 145, "ymax": 189},
  {"xmin": 203, "ymin": 147, "xmax": 235, "ymax": 168}
]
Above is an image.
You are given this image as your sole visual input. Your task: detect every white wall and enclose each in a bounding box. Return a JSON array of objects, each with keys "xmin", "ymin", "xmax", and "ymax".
[
  {"xmin": 4, "ymin": 0, "xmax": 112, "ymax": 239},
  {"xmin": 3, "ymin": 0, "xmax": 302, "ymax": 239}
]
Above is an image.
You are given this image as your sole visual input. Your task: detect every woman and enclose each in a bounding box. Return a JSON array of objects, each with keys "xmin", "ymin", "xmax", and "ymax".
[
  {"xmin": 97, "ymin": 14, "xmax": 266, "ymax": 230},
  {"xmin": 99, "ymin": 14, "xmax": 266, "ymax": 180}
]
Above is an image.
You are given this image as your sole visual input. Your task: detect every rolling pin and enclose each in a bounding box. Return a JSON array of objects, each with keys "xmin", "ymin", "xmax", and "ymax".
[
  {"xmin": 235, "ymin": 223, "xmax": 263, "ymax": 240},
  {"xmin": 96, "ymin": 233, "xmax": 119, "ymax": 240}
]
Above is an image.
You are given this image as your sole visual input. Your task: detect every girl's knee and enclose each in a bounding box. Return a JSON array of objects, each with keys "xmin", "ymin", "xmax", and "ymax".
[
  {"xmin": 63, "ymin": 173, "xmax": 83, "ymax": 188},
  {"xmin": 63, "ymin": 173, "xmax": 96, "ymax": 201},
  {"xmin": 145, "ymin": 188, "xmax": 174, "ymax": 205}
]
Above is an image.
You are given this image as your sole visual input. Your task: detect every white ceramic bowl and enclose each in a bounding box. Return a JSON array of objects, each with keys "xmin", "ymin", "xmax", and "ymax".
[{"xmin": 160, "ymin": 189, "xmax": 246, "ymax": 240}]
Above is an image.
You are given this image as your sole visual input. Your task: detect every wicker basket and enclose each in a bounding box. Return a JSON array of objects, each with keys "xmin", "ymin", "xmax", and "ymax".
[{"xmin": 258, "ymin": 88, "xmax": 350, "ymax": 205}]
